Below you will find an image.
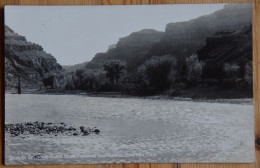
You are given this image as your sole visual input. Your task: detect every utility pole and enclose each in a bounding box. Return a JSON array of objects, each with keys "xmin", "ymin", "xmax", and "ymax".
[{"xmin": 17, "ymin": 76, "xmax": 21, "ymax": 94}]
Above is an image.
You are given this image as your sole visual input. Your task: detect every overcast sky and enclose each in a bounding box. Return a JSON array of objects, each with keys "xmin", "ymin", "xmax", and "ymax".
[{"xmin": 5, "ymin": 4, "xmax": 225, "ymax": 65}]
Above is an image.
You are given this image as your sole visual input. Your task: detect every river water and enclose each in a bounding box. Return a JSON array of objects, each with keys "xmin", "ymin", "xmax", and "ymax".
[{"xmin": 4, "ymin": 94, "xmax": 255, "ymax": 165}]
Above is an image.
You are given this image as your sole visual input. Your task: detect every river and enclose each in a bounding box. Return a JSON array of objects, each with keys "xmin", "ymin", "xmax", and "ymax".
[{"xmin": 4, "ymin": 94, "xmax": 255, "ymax": 165}]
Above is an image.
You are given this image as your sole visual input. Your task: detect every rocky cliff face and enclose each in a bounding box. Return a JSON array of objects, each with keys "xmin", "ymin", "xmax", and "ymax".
[
  {"xmin": 85, "ymin": 3, "xmax": 252, "ymax": 73},
  {"xmin": 5, "ymin": 25, "xmax": 63, "ymax": 89},
  {"xmin": 86, "ymin": 29, "xmax": 164, "ymax": 71},
  {"xmin": 117, "ymin": 29, "xmax": 164, "ymax": 53},
  {"xmin": 149, "ymin": 3, "xmax": 252, "ymax": 59},
  {"xmin": 197, "ymin": 25, "xmax": 252, "ymax": 82}
]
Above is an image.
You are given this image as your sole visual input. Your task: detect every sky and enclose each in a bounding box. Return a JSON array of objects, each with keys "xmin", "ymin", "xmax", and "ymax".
[{"xmin": 5, "ymin": 4, "xmax": 225, "ymax": 65}]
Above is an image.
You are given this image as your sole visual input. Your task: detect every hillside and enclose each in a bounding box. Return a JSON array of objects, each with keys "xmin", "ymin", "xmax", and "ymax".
[
  {"xmin": 84, "ymin": 3, "xmax": 252, "ymax": 73},
  {"xmin": 63, "ymin": 62, "xmax": 88, "ymax": 72},
  {"xmin": 5, "ymin": 25, "xmax": 63, "ymax": 89},
  {"xmin": 85, "ymin": 29, "xmax": 164, "ymax": 71},
  {"xmin": 65, "ymin": 3, "xmax": 252, "ymax": 97},
  {"xmin": 198, "ymin": 25, "xmax": 252, "ymax": 88}
]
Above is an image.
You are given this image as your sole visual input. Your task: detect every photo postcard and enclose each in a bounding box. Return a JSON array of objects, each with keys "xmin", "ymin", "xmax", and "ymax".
[{"xmin": 4, "ymin": 3, "xmax": 255, "ymax": 165}]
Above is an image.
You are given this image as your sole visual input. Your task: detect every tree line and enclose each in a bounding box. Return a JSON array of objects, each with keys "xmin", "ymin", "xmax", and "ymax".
[
  {"xmin": 41, "ymin": 52, "xmax": 252, "ymax": 98},
  {"xmin": 52, "ymin": 54, "xmax": 201, "ymax": 95}
]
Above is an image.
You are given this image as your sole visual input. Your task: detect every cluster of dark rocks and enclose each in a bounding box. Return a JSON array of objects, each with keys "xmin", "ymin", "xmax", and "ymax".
[{"xmin": 5, "ymin": 122, "xmax": 100, "ymax": 137}]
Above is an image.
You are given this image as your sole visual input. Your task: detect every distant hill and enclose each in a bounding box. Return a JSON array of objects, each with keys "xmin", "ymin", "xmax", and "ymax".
[
  {"xmin": 5, "ymin": 25, "xmax": 63, "ymax": 89},
  {"xmin": 63, "ymin": 62, "xmax": 88, "ymax": 72}
]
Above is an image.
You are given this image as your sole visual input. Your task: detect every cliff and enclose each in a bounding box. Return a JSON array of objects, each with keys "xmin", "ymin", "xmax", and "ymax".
[
  {"xmin": 84, "ymin": 3, "xmax": 252, "ymax": 73},
  {"xmin": 197, "ymin": 25, "xmax": 252, "ymax": 83},
  {"xmin": 5, "ymin": 25, "xmax": 63, "ymax": 89},
  {"xmin": 151, "ymin": 3, "xmax": 252, "ymax": 58},
  {"xmin": 86, "ymin": 29, "xmax": 164, "ymax": 71}
]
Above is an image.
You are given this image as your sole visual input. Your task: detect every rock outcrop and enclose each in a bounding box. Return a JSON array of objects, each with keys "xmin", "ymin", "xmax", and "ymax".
[
  {"xmin": 152, "ymin": 3, "xmax": 252, "ymax": 58},
  {"xmin": 197, "ymin": 25, "xmax": 252, "ymax": 83},
  {"xmin": 5, "ymin": 122, "xmax": 100, "ymax": 137},
  {"xmin": 5, "ymin": 26, "xmax": 63, "ymax": 89},
  {"xmin": 86, "ymin": 29, "xmax": 164, "ymax": 71},
  {"xmin": 84, "ymin": 3, "xmax": 252, "ymax": 73}
]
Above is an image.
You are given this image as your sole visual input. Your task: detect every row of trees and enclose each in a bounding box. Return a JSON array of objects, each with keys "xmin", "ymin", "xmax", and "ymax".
[
  {"xmin": 60, "ymin": 54, "xmax": 206, "ymax": 95},
  {"xmin": 45, "ymin": 53, "xmax": 252, "ymax": 96}
]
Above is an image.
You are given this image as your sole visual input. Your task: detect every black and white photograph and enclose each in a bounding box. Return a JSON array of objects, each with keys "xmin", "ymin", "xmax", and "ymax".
[{"xmin": 4, "ymin": 3, "xmax": 255, "ymax": 165}]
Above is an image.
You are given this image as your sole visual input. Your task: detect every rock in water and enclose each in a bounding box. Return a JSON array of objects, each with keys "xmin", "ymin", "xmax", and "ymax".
[{"xmin": 5, "ymin": 122, "xmax": 101, "ymax": 137}]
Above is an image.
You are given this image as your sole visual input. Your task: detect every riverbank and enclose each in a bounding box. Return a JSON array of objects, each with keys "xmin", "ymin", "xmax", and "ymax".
[{"xmin": 5, "ymin": 88, "xmax": 253, "ymax": 105}]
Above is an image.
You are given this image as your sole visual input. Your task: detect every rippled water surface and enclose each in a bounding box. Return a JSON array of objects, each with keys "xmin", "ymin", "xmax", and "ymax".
[{"xmin": 4, "ymin": 94, "xmax": 255, "ymax": 165}]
